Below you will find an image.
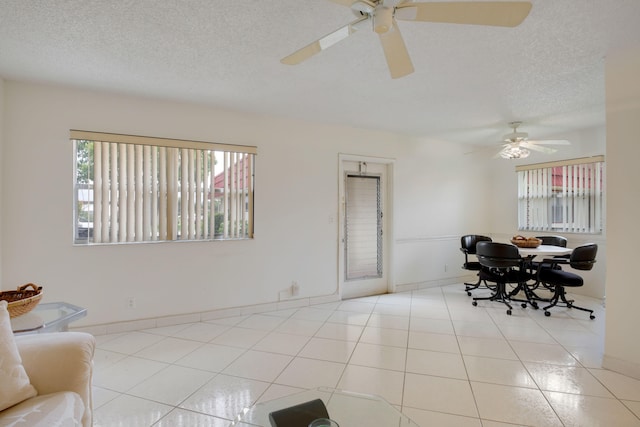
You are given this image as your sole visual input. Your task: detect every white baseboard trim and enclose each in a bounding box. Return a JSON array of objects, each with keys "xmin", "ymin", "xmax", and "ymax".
[
  {"xmin": 395, "ymin": 276, "xmax": 468, "ymax": 293},
  {"xmin": 602, "ymin": 354, "xmax": 640, "ymax": 381},
  {"xmin": 73, "ymin": 293, "xmax": 341, "ymax": 336}
]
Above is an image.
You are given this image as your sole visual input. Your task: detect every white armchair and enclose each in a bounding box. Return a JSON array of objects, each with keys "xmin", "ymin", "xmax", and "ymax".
[{"xmin": 0, "ymin": 332, "xmax": 96, "ymax": 427}]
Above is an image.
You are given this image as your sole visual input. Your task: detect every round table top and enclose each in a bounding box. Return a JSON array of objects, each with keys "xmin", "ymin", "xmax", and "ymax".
[{"xmin": 517, "ymin": 244, "xmax": 572, "ymax": 257}]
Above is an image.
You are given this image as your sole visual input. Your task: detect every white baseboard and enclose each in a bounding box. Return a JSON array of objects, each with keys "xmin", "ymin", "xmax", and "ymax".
[
  {"xmin": 603, "ymin": 354, "xmax": 640, "ymax": 381},
  {"xmin": 394, "ymin": 276, "xmax": 469, "ymax": 293},
  {"xmin": 74, "ymin": 293, "xmax": 341, "ymax": 336}
]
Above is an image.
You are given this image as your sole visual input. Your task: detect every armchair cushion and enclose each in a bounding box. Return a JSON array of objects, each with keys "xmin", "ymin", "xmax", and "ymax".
[
  {"xmin": 15, "ymin": 332, "xmax": 96, "ymax": 427},
  {"xmin": 0, "ymin": 300, "xmax": 37, "ymax": 412},
  {"xmin": 0, "ymin": 391, "xmax": 84, "ymax": 426}
]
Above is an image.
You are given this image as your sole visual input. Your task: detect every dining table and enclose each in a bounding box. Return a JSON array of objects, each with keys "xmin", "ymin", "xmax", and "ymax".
[
  {"xmin": 507, "ymin": 244, "xmax": 574, "ymax": 308},
  {"xmin": 517, "ymin": 244, "xmax": 573, "ymax": 258}
]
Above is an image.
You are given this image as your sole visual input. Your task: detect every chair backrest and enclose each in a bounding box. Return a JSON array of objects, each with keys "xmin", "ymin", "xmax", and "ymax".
[
  {"xmin": 476, "ymin": 241, "xmax": 521, "ymax": 269},
  {"xmin": 536, "ymin": 235, "xmax": 568, "ymax": 247},
  {"xmin": 569, "ymin": 243, "xmax": 598, "ymax": 271},
  {"xmin": 460, "ymin": 235, "xmax": 492, "ymax": 255}
]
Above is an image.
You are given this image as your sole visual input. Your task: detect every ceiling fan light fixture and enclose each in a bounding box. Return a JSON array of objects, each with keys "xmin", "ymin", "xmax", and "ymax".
[{"xmin": 500, "ymin": 145, "xmax": 530, "ymax": 159}]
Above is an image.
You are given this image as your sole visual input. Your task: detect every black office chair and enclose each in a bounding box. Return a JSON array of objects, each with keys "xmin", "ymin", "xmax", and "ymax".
[
  {"xmin": 529, "ymin": 235, "xmax": 570, "ymax": 276},
  {"xmin": 473, "ymin": 241, "xmax": 533, "ymax": 315},
  {"xmin": 536, "ymin": 235, "xmax": 568, "ymax": 247},
  {"xmin": 536, "ymin": 243, "xmax": 598, "ymax": 319},
  {"xmin": 537, "ymin": 235, "xmax": 570, "ymax": 261},
  {"xmin": 460, "ymin": 235, "xmax": 493, "ymax": 295}
]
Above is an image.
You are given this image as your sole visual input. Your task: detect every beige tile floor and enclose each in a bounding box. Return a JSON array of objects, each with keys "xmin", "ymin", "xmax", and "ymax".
[{"xmin": 91, "ymin": 284, "xmax": 640, "ymax": 427}]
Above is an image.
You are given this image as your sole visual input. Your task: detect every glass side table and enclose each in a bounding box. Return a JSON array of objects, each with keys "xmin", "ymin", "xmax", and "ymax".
[
  {"xmin": 230, "ymin": 387, "xmax": 419, "ymax": 426},
  {"xmin": 10, "ymin": 302, "xmax": 87, "ymax": 335}
]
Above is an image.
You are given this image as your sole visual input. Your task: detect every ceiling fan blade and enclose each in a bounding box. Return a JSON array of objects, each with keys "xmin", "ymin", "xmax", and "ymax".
[
  {"xmin": 492, "ymin": 145, "xmax": 511, "ymax": 159},
  {"xmin": 281, "ymin": 16, "xmax": 367, "ymax": 65},
  {"xmin": 527, "ymin": 139, "xmax": 571, "ymax": 145},
  {"xmin": 520, "ymin": 142, "xmax": 557, "ymax": 154},
  {"xmin": 395, "ymin": 1, "xmax": 532, "ymax": 27},
  {"xmin": 326, "ymin": 0, "xmax": 358, "ymax": 7},
  {"xmin": 378, "ymin": 19, "xmax": 415, "ymax": 79}
]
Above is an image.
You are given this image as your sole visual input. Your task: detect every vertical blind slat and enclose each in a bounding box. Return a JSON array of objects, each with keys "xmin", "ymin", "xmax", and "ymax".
[
  {"xmin": 109, "ymin": 143, "xmax": 119, "ymax": 242},
  {"xmin": 126, "ymin": 144, "xmax": 136, "ymax": 242},
  {"xmin": 135, "ymin": 145, "xmax": 143, "ymax": 241},
  {"xmin": 159, "ymin": 147, "xmax": 167, "ymax": 240},
  {"xmin": 143, "ymin": 145, "xmax": 152, "ymax": 241},
  {"xmin": 94, "ymin": 141, "xmax": 103, "ymax": 243},
  {"xmin": 150, "ymin": 146, "xmax": 158, "ymax": 241},
  {"xmin": 119, "ymin": 145, "xmax": 126, "ymax": 241},
  {"xmin": 196, "ymin": 150, "xmax": 203, "ymax": 239},
  {"xmin": 223, "ymin": 152, "xmax": 229, "ymax": 238}
]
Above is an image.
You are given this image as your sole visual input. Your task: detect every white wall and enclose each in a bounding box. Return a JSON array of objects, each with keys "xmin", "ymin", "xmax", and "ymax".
[
  {"xmin": 603, "ymin": 46, "xmax": 640, "ymax": 380},
  {"xmin": 1, "ymin": 81, "xmax": 489, "ymax": 327},
  {"xmin": 393, "ymin": 138, "xmax": 490, "ymax": 288},
  {"xmin": 480, "ymin": 126, "xmax": 607, "ymax": 299}
]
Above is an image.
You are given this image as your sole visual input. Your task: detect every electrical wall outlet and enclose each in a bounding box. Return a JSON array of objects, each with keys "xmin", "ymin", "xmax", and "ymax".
[
  {"xmin": 291, "ymin": 281, "xmax": 300, "ymax": 296},
  {"xmin": 127, "ymin": 297, "xmax": 136, "ymax": 309}
]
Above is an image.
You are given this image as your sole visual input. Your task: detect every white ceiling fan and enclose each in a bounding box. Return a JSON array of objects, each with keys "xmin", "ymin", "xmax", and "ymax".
[
  {"xmin": 281, "ymin": 1, "xmax": 532, "ymax": 79},
  {"xmin": 496, "ymin": 121, "xmax": 570, "ymax": 159}
]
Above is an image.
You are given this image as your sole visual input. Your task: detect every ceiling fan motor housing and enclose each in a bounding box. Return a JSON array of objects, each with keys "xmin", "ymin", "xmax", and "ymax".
[
  {"xmin": 504, "ymin": 131, "xmax": 528, "ymax": 142},
  {"xmin": 351, "ymin": 1, "xmax": 375, "ymax": 16}
]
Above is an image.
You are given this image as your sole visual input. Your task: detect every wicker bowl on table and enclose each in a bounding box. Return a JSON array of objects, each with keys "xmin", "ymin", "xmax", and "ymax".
[
  {"xmin": 510, "ymin": 237, "xmax": 542, "ymax": 248},
  {"xmin": 0, "ymin": 283, "xmax": 43, "ymax": 318}
]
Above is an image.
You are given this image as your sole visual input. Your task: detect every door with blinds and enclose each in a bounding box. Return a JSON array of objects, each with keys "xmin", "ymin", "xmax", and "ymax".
[{"xmin": 339, "ymin": 159, "xmax": 390, "ymax": 299}]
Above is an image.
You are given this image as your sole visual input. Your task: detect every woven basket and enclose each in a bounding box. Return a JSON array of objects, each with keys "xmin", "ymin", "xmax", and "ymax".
[
  {"xmin": 0, "ymin": 283, "xmax": 43, "ymax": 318},
  {"xmin": 511, "ymin": 238, "xmax": 542, "ymax": 248}
]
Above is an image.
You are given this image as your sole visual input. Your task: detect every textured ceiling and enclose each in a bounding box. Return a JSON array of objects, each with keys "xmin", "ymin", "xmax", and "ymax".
[{"xmin": 1, "ymin": 0, "xmax": 639, "ymax": 145}]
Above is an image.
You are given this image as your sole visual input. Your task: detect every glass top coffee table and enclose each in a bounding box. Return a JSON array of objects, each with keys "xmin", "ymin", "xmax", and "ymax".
[
  {"xmin": 10, "ymin": 302, "xmax": 87, "ymax": 335},
  {"xmin": 230, "ymin": 387, "xmax": 419, "ymax": 426}
]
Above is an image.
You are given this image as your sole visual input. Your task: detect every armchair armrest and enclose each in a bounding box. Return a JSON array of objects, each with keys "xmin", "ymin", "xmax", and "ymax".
[{"xmin": 15, "ymin": 332, "xmax": 95, "ymax": 426}]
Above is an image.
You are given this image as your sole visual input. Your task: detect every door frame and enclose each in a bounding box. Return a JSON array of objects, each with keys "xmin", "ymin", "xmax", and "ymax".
[{"xmin": 338, "ymin": 154, "xmax": 395, "ymax": 299}]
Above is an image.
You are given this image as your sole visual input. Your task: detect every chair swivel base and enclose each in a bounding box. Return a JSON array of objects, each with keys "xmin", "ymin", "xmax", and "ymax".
[
  {"xmin": 464, "ymin": 278, "xmax": 479, "ymax": 296},
  {"xmin": 507, "ymin": 283, "xmax": 540, "ymax": 310},
  {"xmin": 465, "ymin": 276, "xmax": 496, "ymax": 296},
  {"xmin": 542, "ymin": 287, "xmax": 595, "ymax": 319},
  {"xmin": 472, "ymin": 282, "xmax": 513, "ymax": 315}
]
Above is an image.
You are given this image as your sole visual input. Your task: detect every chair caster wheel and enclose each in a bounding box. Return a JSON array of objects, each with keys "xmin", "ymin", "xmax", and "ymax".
[
  {"xmin": 544, "ymin": 311, "xmax": 551, "ymax": 317},
  {"xmin": 506, "ymin": 310, "xmax": 512, "ymax": 315},
  {"xmin": 590, "ymin": 315, "xmax": 596, "ymax": 320},
  {"xmin": 521, "ymin": 303, "xmax": 527, "ymax": 309},
  {"xmin": 472, "ymin": 301, "xmax": 478, "ymax": 306},
  {"xmin": 532, "ymin": 303, "xmax": 539, "ymax": 309},
  {"xmin": 467, "ymin": 291, "xmax": 472, "ymax": 296}
]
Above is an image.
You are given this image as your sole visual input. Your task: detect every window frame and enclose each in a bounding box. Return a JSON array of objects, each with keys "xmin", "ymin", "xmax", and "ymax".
[
  {"xmin": 72, "ymin": 130, "xmax": 256, "ymax": 245},
  {"xmin": 516, "ymin": 156, "xmax": 604, "ymax": 234}
]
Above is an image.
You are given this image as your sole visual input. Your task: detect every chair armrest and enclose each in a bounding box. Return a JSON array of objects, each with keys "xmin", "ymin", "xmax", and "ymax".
[
  {"xmin": 15, "ymin": 332, "xmax": 95, "ymax": 426},
  {"xmin": 541, "ymin": 258, "xmax": 569, "ymax": 268}
]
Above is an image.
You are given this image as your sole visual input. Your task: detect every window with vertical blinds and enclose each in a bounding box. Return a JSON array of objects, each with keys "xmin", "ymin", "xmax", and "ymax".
[
  {"xmin": 516, "ymin": 156, "xmax": 604, "ymax": 233},
  {"xmin": 72, "ymin": 130, "xmax": 256, "ymax": 244}
]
